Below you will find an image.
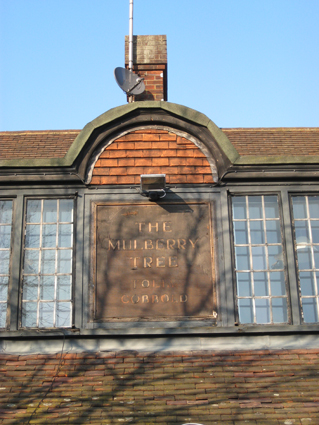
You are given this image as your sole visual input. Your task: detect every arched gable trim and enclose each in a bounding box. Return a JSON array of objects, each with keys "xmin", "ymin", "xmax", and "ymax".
[{"xmin": 72, "ymin": 102, "xmax": 235, "ymax": 182}]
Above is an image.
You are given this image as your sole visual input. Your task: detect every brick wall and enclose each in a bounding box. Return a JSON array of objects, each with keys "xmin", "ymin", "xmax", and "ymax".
[
  {"xmin": 125, "ymin": 35, "xmax": 167, "ymax": 101},
  {"xmin": 1, "ymin": 348, "xmax": 319, "ymax": 424},
  {"xmin": 90, "ymin": 129, "xmax": 214, "ymax": 185}
]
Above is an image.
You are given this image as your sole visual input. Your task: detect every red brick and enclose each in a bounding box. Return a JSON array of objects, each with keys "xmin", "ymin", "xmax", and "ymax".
[
  {"xmin": 151, "ymin": 158, "xmax": 169, "ymax": 166},
  {"xmin": 135, "ymin": 158, "xmax": 151, "ymax": 166},
  {"xmin": 178, "ymin": 166, "xmax": 197, "ymax": 174},
  {"xmin": 177, "ymin": 136, "xmax": 193, "ymax": 145},
  {"xmin": 100, "ymin": 159, "xmax": 118, "ymax": 167},
  {"xmin": 186, "ymin": 175, "xmax": 204, "ymax": 183},
  {"xmin": 204, "ymin": 174, "xmax": 215, "ymax": 183},
  {"xmin": 116, "ymin": 134, "xmax": 141, "ymax": 142},
  {"xmin": 168, "ymin": 175, "xmax": 188, "ymax": 184},
  {"xmin": 141, "ymin": 149, "xmax": 163, "ymax": 158},
  {"xmin": 169, "ymin": 157, "xmax": 187, "ymax": 166},
  {"xmin": 142, "ymin": 134, "xmax": 160, "ymax": 142},
  {"xmin": 92, "ymin": 167, "xmax": 110, "ymax": 175},
  {"xmin": 177, "ymin": 149, "xmax": 194, "ymax": 157},
  {"xmin": 109, "ymin": 167, "xmax": 127, "ymax": 175},
  {"xmin": 100, "ymin": 150, "xmax": 126, "ymax": 158},
  {"xmin": 117, "ymin": 176, "xmax": 135, "ymax": 184},
  {"xmin": 143, "ymin": 167, "xmax": 166, "ymax": 175},
  {"xmin": 134, "ymin": 141, "xmax": 152, "ymax": 149},
  {"xmin": 116, "ymin": 142, "xmax": 135, "ymax": 150},
  {"xmin": 125, "ymin": 167, "xmax": 144, "ymax": 175},
  {"xmin": 118, "ymin": 158, "xmax": 135, "ymax": 167},
  {"xmin": 160, "ymin": 133, "xmax": 176, "ymax": 141},
  {"xmin": 195, "ymin": 166, "xmax": 213, "ymax": 174},
  {"xmin": 151, "ymin": 141, "xmax": 169, "ymax": 149},
  {"xmin": 100, "ymin": 176, "xmax": 118, "ymax": 184},
  {"xmin": 193, "ymin": 149, "xmax": 207, "ymax": 158}
]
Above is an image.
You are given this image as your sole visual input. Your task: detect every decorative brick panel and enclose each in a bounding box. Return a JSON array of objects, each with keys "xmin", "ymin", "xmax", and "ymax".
[
  {"xmin": 1, "ymin": 348, "xmax": 319, "ymax": 424},
  {"xmin": 91, "ymin": 130, "xmax": 215, "ymax": 185}
]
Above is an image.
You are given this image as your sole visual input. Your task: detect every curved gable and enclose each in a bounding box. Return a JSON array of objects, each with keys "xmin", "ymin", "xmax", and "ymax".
[
  {"xmin": 87, "ymin": 128, "xmax": 216, "ymax": 185},
  {"xmin": 74, "ymin": 102, "xmax": 233, "ymax": 184},
  {"xmin": 1, "ymin": 103, "xmax": 318, "ymax": 184}
]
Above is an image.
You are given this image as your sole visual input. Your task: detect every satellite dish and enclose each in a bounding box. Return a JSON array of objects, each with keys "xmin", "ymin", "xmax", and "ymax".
[{"xmin": 114, "ymin": 67, "xmax": 145, "ymax": 95}]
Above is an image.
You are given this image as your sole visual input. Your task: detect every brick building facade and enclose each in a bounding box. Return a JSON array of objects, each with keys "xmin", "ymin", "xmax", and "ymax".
[{"xmin": 0, "ymin": 36, "xmax": 319, "ymax": 424}]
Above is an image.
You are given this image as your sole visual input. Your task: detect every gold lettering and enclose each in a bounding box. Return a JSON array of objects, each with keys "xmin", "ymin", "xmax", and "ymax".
[
  {"xmin": 156, "ymin": 239, "xmax": 165, "ymax": 249},
  {"xmin": 145, "ymin": 239, "xmax": 154, "ymax": 250},
  {"xmin": 136, "ymin": 222, "xmax": 146, "ymax": 232},
  {"xmin": 142, "ymin": 280, "xmax": 150, "ymax": 288},
  {"xmin": 156, "ymin": 257, "xmax": 165, "ymax": 268},
  {"xmin": 129, "ymin": 257, "xmax": 140, "ymax": 268},
  {"xmin": 171, "ymin": 294, "xmax": 179, "ymax": 303},
  {"xmin": 144, "ymin": 257, "xmax": 152, "ymax": 268},
  {"xmin": 180, "ymin": 295, "xmax": 188, "ymax": 302},
  {"xmin": 121, "ymin": 295, "xmax": 129, "ymax": 303},
  {"xmin": 149, "ymin": 222, "xmax": 159, "ymax": 232},
  {"xmin": 123, "ymin": 240, "xmax": 134, "ymax": 250},
  {"xmin": 142, "ymin": 295, "xmax": 149, "ymax": 303},
  {"xmin": 161, "ymin": 294, "xmax": 169, "ymax": 302},
  {"xmin": 152, "ymin": 295, "xmax": 159, "ymax": 303},
  {"xmin": 134, "ymin": 240, "xmax": 137, "ymax": 250},
  {"xmin": 108, "ymin": 240, "xmax": 120, "ymax": 250},
  {"xmin": 177, "ymin": 239, "xmax": 186, "ymax": 249},
  {"xmin": 131, "ymin": 295, "xmax": 140, "ymax": 304},
  {"xmin": 189, "ymin": 238, "xmax": 199, "ymax": 249},
  {"xmin": 167, "ymin": 239, "xmax": 176, "ymax": 249},
  {"xmin": 163, "ymin": 222, "xmax": 172, "ymax": 232},
  {"xmin": 153, "ymin": 280, "xmax": 161, "ymax": 288},
  {"xmin": 169, "ymin": 256, "xmax": 178, "ymax": 267}
]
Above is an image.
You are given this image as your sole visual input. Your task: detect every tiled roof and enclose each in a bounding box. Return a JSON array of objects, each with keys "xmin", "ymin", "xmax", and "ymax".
[
  {"xmin": 0, "ymin": 130, "xmax": 80, "ymax": 159},
  {"xmin": 223, "ymin": 127, "xmax": 319, "ymax": 156},
  {"xmin": 0, "ymin": 127, "xmax": 318, "ymax": 162},
  {"xmin": 0, "ymin": 348, "xmax": 319, "ymax": 424}
]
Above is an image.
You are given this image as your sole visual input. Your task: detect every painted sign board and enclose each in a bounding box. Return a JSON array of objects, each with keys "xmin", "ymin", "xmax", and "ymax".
[{"xmin": 92, "ymin": 202, "xmax": 216, "ymax": 321}]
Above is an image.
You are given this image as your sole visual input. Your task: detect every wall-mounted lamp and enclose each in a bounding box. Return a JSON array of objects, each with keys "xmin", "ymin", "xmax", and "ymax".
[{"xmin": 140, "ymin": 174, "xmax": 166, "ymax": 201}]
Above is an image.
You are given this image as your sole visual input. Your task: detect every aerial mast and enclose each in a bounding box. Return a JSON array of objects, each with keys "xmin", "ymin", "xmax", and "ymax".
[
  {"xmin": 114, "ymin": 0, "xmax": 145, "ymax": 99},
  {"xmin": 129, "ymin": 0, "xmax": 133, "ymax": 72}
]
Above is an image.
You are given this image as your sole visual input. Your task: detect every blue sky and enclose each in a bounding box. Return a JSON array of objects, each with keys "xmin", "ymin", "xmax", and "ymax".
[{"xmin": 0, "ymin": 0, "xmax": 318, "ymax": 131}]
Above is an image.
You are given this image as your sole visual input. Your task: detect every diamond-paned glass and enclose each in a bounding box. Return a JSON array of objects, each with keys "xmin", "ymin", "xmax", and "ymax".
[
  {"xmin": 292, "ymin": 196, "xmax": 319, "ymax": 323},
  {"xmin": 232, "ymin": 195, "xmax": 288, "ymax": 324},
  {"xmin": 0, "ymin": 200, "xmax": 13, "ymax": 328},
  {"xmin": 21, "ymin": 199, "xmax": 73, "ymax": 328}
]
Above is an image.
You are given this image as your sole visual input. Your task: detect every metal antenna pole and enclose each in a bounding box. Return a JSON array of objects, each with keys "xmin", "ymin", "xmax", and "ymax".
[{"xmin": 129, "ymin": 0, "xmax": 133, "ymax": 72}]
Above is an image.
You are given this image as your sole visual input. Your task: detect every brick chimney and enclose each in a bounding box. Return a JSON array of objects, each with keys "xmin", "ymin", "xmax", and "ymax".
[{"xmin": 125, "ymin": 35, "xmax": 167, "ymax": 101}]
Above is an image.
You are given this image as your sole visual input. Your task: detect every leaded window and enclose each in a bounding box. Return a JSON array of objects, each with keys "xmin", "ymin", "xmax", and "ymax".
[
  {"xmin": 232, "ymin": 195, "xmax": 288, "ymax": 324},
  {"xmin": 292, "ymin": 195, "xmax": 319, "ymax": 323},
  {"xmin": 21, "ymin": 199, "xmax": 74, "ymax": 328},
  {"xmin": 0, "ymin": 200, "xmax": 13, "ymax": 328}
]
